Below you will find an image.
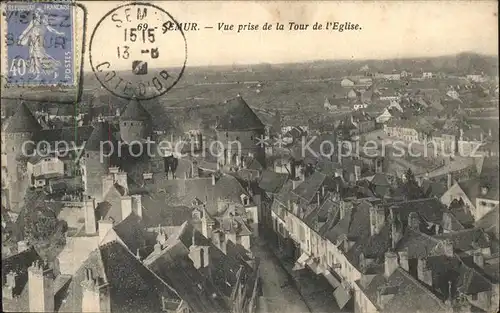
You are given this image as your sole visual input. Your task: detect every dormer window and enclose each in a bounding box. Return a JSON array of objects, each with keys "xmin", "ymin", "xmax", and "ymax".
[
  {"xmin": 240, "ymin": 194, "xmax": 250, "ymax": 206},
  {"xmin": 480, "ymin": 187, "xmax": 488, "ymax": 196}
]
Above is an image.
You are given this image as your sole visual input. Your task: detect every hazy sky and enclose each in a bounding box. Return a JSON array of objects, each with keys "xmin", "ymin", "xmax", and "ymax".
[{"xmin": 81, "ymin": 1, "xmax": 498, "ymax": 67}]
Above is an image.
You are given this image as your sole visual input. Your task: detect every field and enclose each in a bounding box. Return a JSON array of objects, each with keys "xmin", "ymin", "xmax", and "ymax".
[{"xmin": 2, "ymin": 53, "xmax": 498, "ymax": 134}]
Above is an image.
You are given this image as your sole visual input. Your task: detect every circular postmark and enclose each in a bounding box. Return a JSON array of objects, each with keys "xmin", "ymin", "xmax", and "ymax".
[{"xmin": 89, "ymin": 2, "xmax": 187, "ymax": 100}]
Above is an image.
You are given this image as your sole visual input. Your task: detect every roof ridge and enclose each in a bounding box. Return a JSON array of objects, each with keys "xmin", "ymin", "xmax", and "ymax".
[
  {"xmin": 456, "ymin": 253, "xmax": 496, "ymax": 285},
  {"xmin": 415, "ymin": 229, "xmax": 442, "ymax": 244},
  {"xmin": 394, "ymin": 268, "xmax": 449, "ymax": 308},
  {"xmin": 104, "ymin": 239, "xmax": 181, "ymax": 298}
]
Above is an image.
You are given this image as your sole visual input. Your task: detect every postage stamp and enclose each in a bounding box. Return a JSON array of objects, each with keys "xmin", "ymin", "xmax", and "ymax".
[
  {"xmin": 89, "ymin": 2, "xmax": 187, "ymax": 100},
  {"xmin": 3, "ymin": 1, "xmax": 75, "ymax": 86}
]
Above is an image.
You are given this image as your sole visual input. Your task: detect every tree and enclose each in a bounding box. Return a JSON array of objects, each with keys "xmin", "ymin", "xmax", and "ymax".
[
  {"xmin": 24, "ymin": 209, "xmax": 58, "ymax": 242},
  {"xmin": 402, "ymin": 168, "xmax": 424, "ymax": 200}
]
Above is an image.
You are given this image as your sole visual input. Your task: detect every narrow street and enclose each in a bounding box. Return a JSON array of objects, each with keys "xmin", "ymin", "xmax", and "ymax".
[{"xmin": 252, "ymin": 239, "xmax": 311, "ymax": 313}]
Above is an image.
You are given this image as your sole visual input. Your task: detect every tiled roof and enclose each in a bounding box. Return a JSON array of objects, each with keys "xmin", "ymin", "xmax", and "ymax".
[
  {"xmin": 120, "ymin": 98, "xmax": 152, "ymax": 121},
  {"xmin": 140, "ymin": 193, "xmax": 194, "ymax": 227},
  {"xmin": 361, "ymin": 267, "xmax": 449, "ymax": 313},
  {"xmin": 421, "ymin": 180, "xmax": 448, "ymax": 198},
  {"xmin": 395, "ymin": 229, "xmax": 443, "ymax": 259},
  {"xmin": 475, "ymin": 205, "xmax": 499, "ymax": 240},
  {"xmin": 145, "ymin": 222, "xmax": 257, "ymax": 313},
  {"xmin": 457, "ymin": 180, "xmax": 480, "ymax": 204},
  {"xmin": 292, "ymin": 171, "xmax": 327, "ymax": 203},
  {"xmin": 258, "ymin": 170, "xmax": 289, "ymax": 194},
  {"xmin": 112, "ymin": 213, "xmax": 156, "ymax": 256},
  {"xmin": 33, "ymin": 126, "xmax": 94, "ymax": 148},
  {"xmin": 2, "ymin": 247, "xmax": 43, "ymax": 312},
  {"xmin": 4, "ymin": 102, "xmax": 42, "ymax": 133},
  {"xmin": 381, "ymin": 198, "xmax": 447, "ymax": 224},
  {"xmin": 215, "ymin": 96, "xmax": 264, "ymax": 131},
  {"xmin": 457, "ymin": 262, "xmax": 494, "ymax": 295},
  {"xmin": 434, "ymin": 228, "xmax": 491, "ymax": 253},
  {"xmin": 58, "ymin": 240, "xmax": 179, "ymax": 312}
]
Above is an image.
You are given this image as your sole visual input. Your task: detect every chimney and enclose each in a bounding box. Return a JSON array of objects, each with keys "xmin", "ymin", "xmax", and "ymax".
[
  {"xmin": 131, "ymin": 195, "xmax": 142, "ymax": 217},
  {"xmin": 2, "ymin": 271, "xmax": 17, "ymax": 300},
  {"xmin": 322, "ymin": 185, "xmax": 326, "ymax": 197},
  {"xmin": 114, "ymin": 171, "xmax": 128, "ymax": 194},
  {"xmin": 98, "ymin": 218, "xmax": 114, "ymax": 243},
  {"xmin": 384, "ymin": 251, "xmax": 398, "ymax": 277},
  {"xmin": 191, "ymin": 161, "xmax": 199, "ymax": 178},
  {"xmin": 81, "ymin": 268, "xmax": 110, "ymax": 313},
  {"xmin": 121, "ymin": 196, "xmax": 132, "ymax": 220},
  {"xmin": 447, "ymin": 173, "xmax": 452, "ymax": 189},
  {"xmin": 391, "ymin": 219, "xmax": 403, "ymax": 249},
  {"xmin": 28, "ymin": 261, "xmax": 54, "ymax": 313},
  {"xmin": 317, "ymin": 191, "xmax": 321, "ymax": 205},
  {"xmin": 201, "ymin": 207, "xmax": 214, "ymax": 240},
  {"xmin": 442, "ymin": 212, "xmax": 453, "ymax": 233},
  {"xmin": 417, "ymin": 258, "xmax": 433, "ymax": 287},
  {"xmin": 354, "ymin": 164, "xmax": 361, "ymax": 182},
  {"xmin": 17, "ymin": 240, "xmax": 28, "ymax": 253},
  {"xmin": 473, "ymin": 251, "xmax": 484, "ymax": 268},
  {"xmin": 369, "ymin": 205, "xmax": 385, "ymax": 236},
  {"xmin": 407, "ymin": 212, "xmax": 420, "ymax": 231},
  {"xmin": 212, "ymin": 174, "xmax": 216, "ymax": 186},
  {"xmin": 84, "ymin": 198, "xmax": 97, "ymax": 234},
  {"xmin": 189, "ymin": 244, "xmax": 210, "ymax": 269},
  {"xmin": 398, "ymin": 250, "xmax": 409, "ymax": 271},
  {"xmin": 101, "ymin": 175, "xmax": 114, "ymax": 200}
]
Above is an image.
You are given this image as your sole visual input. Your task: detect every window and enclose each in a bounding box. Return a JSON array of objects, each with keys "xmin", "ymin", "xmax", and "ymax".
[
  {"xmin": 124, "ymin": 122, "xmax": 127, "ymax": 126},
  {"xmin": 471, "ymin": 293, "xmax": 478, "ymax": 301}
]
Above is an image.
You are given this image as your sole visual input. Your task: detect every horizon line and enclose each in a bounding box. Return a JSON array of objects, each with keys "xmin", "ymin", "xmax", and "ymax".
[{"xmin": 83, "ymin": 51, "xmax": 499, "ymax": 72}]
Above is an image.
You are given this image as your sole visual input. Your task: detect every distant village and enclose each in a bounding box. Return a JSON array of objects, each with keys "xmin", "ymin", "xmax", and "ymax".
[{"xmin": 1, "ymin": 65, "xmax": 499, "ymax": 313}]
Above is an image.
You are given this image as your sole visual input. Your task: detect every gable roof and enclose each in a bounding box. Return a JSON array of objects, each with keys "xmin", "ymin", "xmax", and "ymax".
[
  {"xmin": 291, "ymin": 171, "xmax": 327, "ymax": 203},
  {"xmin": 434, "ymin": 228, "xmax": 491, "ymax": 253},
  {"xmin": 360, "ymin": 267, "xmax": 449, "ymax": 313},
  {"xmin": 58, "ymin": 240, "xmax": 179, "ymax": 313},
  {"xmin": 4, "ymin": 102, "xmax": 42, "ymax": 133},
  {"xmin": 215, "ymin": 96, "xmax": 264, "ymax": 131},
  {"xmin": 144, "ymin": 222, "xmax": 257, "ymax": 313},
  {"xmin": 475, "ymin": 205, "xmax": 499, "ymax": 240},
  {"xmin": 120, "ymin": 98, "xmax": 152, "ymax": 121}
]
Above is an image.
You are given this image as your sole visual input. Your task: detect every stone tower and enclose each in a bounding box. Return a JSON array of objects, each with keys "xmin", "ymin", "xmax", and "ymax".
[
  {"xmin": 2, "ymin": 101, "xmax": 42, "ymax": 210},
  {"xmin": 81, "ymin": 122, "xmax": 114, "ymax": 202},
  {"xmin": 215, "ymin": 95, "xmax": 266, "ymax": 168},
  {"xmin": 119, "ymin": 97, "xmax": 153, "ymax": 144}
]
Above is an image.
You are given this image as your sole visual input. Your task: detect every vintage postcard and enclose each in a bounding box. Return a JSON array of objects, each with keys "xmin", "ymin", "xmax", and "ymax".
[{"xmin": 1, "ymin": 1, "xmax": 498, "ymax": 313}]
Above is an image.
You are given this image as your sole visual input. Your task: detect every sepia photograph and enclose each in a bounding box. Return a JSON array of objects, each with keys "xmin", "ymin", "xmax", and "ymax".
[{"xmin": 1, "ymin": 1, "xmax": 498, "ymax": 313}]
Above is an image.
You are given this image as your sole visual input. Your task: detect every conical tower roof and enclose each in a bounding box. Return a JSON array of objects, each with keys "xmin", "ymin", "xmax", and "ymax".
[
  {"xmin": 120, "ymin": 97, "xmax": 152, "ymax": 121},
  {"xmin": 215, "ymin": 95, "xmax": 264, "ymax": 131},
  {"xmin": 86, "ymin": 122, "xmax": 113, "ymax": 152},
  {"xmin": 4, "ymin": 102, "xmax": 42, "ymax": 133}
]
